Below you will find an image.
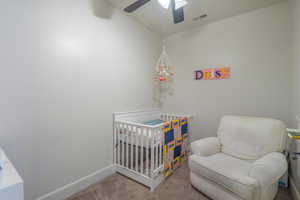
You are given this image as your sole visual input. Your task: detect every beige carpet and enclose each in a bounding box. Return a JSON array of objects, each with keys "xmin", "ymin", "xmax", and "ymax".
[{"xmin": 67, "ymin": 162, "xmax": 292, "ymax": 200}]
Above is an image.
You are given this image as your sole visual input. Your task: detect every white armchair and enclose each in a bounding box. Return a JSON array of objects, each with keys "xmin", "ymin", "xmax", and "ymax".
[{"xmin": 189, "ymin": 116, "xmax": 287, "ymax": 200}]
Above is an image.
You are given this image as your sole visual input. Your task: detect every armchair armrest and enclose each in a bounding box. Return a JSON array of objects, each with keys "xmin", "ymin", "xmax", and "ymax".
[
  {"xmin": 191, "ymin": 137, "xmax": 221, "ymax": 157},
  {"xmin": 248, "ymin": 152, "xmax": 287, "ymax": 186}
]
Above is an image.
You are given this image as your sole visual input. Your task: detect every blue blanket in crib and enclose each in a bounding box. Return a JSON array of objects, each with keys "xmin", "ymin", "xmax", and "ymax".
[{"xmin": 143, "ymin": 119, "xmax": 164, "ymax": 126}]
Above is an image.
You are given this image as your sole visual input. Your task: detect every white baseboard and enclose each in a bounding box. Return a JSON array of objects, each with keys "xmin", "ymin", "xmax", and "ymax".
[
  {"xmin": 291, "ymin": 176, "xmax": 300, "ymax": 200},
  {"xmin": 36, "ymin": 165, "xmax": 115, "ymax": 200}
]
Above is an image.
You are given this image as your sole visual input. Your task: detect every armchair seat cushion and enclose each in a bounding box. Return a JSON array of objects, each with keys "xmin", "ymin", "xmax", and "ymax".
[{"xmin": 189, "ymin": 153, "xmax": 259, "ymax": 200}]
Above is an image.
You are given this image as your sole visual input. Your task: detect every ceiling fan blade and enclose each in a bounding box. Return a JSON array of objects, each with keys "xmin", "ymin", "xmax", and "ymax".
[
  {"xmin": 124, "ymin": 0, "xmax": 151, "ymax": 13},
  {"xmin": 171, "ymin": 0, "xmax": 184, "ymax": 24}
]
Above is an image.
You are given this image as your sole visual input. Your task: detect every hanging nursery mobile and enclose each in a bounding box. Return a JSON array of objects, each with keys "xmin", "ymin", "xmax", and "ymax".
[{"xmin": 155, "ymin": 45, "xmax": 174, "ymax": 83}]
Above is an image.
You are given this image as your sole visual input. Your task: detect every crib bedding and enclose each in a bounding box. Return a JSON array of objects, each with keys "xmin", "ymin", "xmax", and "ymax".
[
  {"xmin": 142, "ymin": 119, "xmax": 164, "ymax": 126},
  {"xmin": 163, "ymin": 118, "xmax": 189, "ymax": 177}
]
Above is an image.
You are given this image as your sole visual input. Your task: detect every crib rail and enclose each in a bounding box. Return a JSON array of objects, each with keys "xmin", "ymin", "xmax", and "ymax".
[{"xmin": 161, "ymin": 113, "xmax": 192, "ymax": 121}]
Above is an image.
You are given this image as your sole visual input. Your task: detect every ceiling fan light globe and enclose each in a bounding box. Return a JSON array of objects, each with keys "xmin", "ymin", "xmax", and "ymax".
[
  {"xmin": 158, "ymin": 0, "xmax": 171, "ymax": 9},
  {"xmin": 175, "ymin": 0, "xmax": 188, "ymax": 10}
]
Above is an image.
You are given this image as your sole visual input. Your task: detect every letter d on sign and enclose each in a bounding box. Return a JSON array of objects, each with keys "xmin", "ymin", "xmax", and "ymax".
[{"xmin": 194, "ymin": 70, "xmax": 203, "ymax": 80}]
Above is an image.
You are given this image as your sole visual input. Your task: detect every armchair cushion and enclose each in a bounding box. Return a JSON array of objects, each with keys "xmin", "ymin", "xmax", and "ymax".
[
  {"xmin": 249, "ymin": 152, "xmax": 287, "ymax": 186},
  {"xmin": 191, "ymin": 137, "xmax": 221, "ymax": 157},
  {"xmin": 217, "ymin": 116, "xmax": 286, "ymax": 160},
  {"xmin": 189, "ymin": 153, "xmax": 259, "ymax": 200}
]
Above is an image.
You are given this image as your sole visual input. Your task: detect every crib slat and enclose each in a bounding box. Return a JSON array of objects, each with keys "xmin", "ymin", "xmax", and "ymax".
[
  {"xmin": 157, "ymin": 141, "xmax": 161, "ymax": 167},
  {"xmin": 188, "ymin": 119, "xmax": 191, "ymax": 153},
  {"xmin": 122, "ymin": 123, "xmax": 125, "ymax": 166},
  {"xmin": 140, "ymin": 128, "xmax": 144, "ymax": 174},
  {"xmin": 126, "ymin": 124, "xmax": 129, "ymax": 168},
  {"xmin": 156, "ymin": 129, "xmax": 159, "ymax": 169},
  {"xmin": 156, "ymin": 128, "xmax": 159, "ymax": 169},
  {"xmin": 121, "ymin": 123, "xmax": 124, "ymax": 166},
  {"xmin": 130, "ymin": 125, "xmax": 134, "ymax": 169},
  {"xmin": 146, "ymin": 128, "xmax": 149, "ymax": 177},
  {"xmin": 151, "ymin": 131, "xmax": 154, "ymax": 177},
  {"xmin": 113, "ymin": 121, "xmax": 117, "ymax": 165},
  {"xmin": 135, "ymin": 126, "xmax": 139, "ymax": 172},
  {"xmin": 118, "ymin": 123, "xmax": 121, "ymax": 165},
  {"xmin": 122, "ymin": 123, "xmax": 125, "ymax": 167},
  {"xmin": 157, "ymin": 128, "xmax": 160, "ymax": 168},
  {"xmin": 153, "ymin": 129, "xmax": 157, "ymax": 171},
  {"xmin": 159, "ymin": 130, "xmax": 165, "ymax": 166},
  {"xmin": 116, "ymin": 122, "xmax": 118, "ymax": 165}
]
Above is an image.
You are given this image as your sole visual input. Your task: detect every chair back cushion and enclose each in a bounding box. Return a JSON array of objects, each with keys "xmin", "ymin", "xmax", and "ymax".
[{"xmin": 217, "ymin": 115, "xmax": 286, "ymax": 160}]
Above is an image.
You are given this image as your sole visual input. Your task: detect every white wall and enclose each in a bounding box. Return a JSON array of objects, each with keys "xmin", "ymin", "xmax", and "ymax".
[
  {"xmin": 0, "ymin": 0, "xmax": 161, "ymax": 199},
  {"xmin": 290, "ymin": 0, "xmax": 300, "ymax": 193},
  {"xmin": 291, "ymin": 0, "xmax": 300, "ymax": 127},
  {"xmin": 162, "ymin": 2, "xmax": 291, "ymax": 141}
]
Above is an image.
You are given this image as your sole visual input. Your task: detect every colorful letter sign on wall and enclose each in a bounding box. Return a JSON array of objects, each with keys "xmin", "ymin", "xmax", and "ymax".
[{"xmin": 194, "ymin": 67, "xmax": 231, "ymax": 80}]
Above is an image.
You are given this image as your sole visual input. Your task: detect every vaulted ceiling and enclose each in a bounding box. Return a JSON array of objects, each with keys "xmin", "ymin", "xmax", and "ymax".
[{"xmin": 107, "ymin": 0, "xmax": 285, "ymax": 36}]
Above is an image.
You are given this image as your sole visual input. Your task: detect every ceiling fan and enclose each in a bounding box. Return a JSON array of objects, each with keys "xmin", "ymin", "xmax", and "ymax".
[{"xmin": 123, "ymin": 0, "xmax": 188, "ymax": 24}]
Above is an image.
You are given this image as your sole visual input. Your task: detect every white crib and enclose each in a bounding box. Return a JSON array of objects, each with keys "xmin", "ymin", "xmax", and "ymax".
[{"xmin": 113, "ymin": 109, "xmax": 192, "ymax": 191}]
